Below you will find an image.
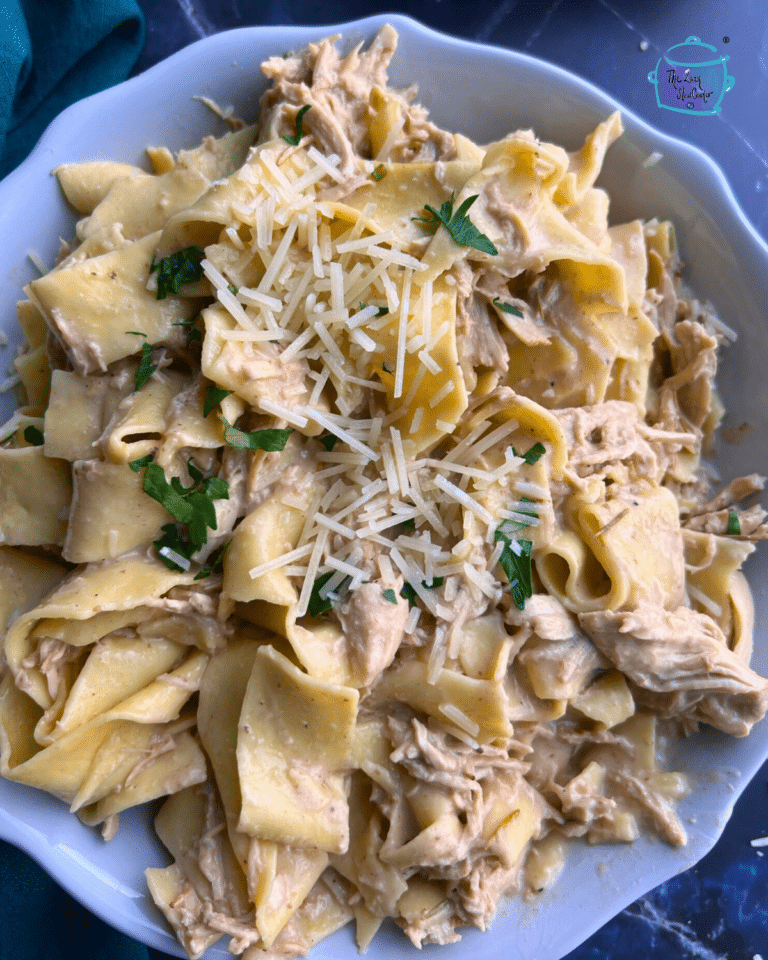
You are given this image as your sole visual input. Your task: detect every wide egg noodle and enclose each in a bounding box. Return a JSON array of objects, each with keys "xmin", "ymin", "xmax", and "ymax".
[
  {"xmin": 683, "ymin": 529, "xmax": 756, "ymax": 646},
  {"xmin": 368, "ymin": 276, "xmax": 467, "ymax": 457},
  {"xmin": 153, "ymin": 138, "xmax": 280, "ymax": 256},
  {"xmin": 0, "ymin": 24, "xmax": 766, "ymax": 960},
  {"xmin": 197, "ymin": 637, "xmax": 328, "ymax": 948},
  {"xmin": 27, "ymin": 231, "xmax": 200, "ymax": 374},
  {"xmin": 0, "ymin": 446, "xmax": 72, "ymax": 547},
  {"xmin": 236, "ymin": 644, "xmax": 358, "ymax": 853},
  {"xmin": 14, "ymin": 342, "xmax": 50, "ymax": 412},
  {"xmin": 64, "ymin": 461, "xmax": 171, "ymax": 562},
  {"xmin": 564, "ymin": 484, "xmax": 686, "ymax": 612},
  {"xmin": 145, "ymin": 782, "xmax": 252, "ymax": 959},
  {"xmin": 553, "ymin": 111, "xmax": 624, "ymax": 208},
  {"xmin": 44, "ymin": 367, "xmax": 134, "ymax": 462},
  {"xmin": 0, "ymin": 547, "xmax": 69, "ymax": 637},
  {"xmin": 55, "ymin": 160, "xmax": 146, "ymax": 215},
  {"xmin": 337, "ymin": 158, "xmax": 481, "ymax": 253},
  {"xmin": 103, "ymin": 371, "xmax": 187, "ymax": 464},
  {"xmin": 0, "ymin": 661, "xmax": 207, "ymax": 821},
  {"xmin": 201, "ymin": 303, "xmax": 325, "ymax": 430},
  {"xmin": 4, "ymin": 552, "xmax": 195, "ymax": 708}
]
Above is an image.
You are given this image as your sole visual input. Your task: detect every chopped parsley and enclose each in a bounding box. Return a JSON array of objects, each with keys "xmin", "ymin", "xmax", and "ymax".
[
  {"xmin": 128, "ymin": 454, "xmax": 154, "ymax": 473},
  {"xmin": 204, "ymin": 385, "xmax": 234, "ymax": 418},
  {"xmin": 359, "ymin": 301, "xmax": 389, "ymax": 317},
  {"xmin": 153, "ymin": 523, "xmax": 195, "ymax": 572},
  {"xmin": 318, "ymin": 433, "xmax": 338, "ymax": 451},
  {"xmin": 514, "ymin": 441, "xmax": 546, "ymax": 465},
  {"xmin": 494, "ymin": 504, "xmax": 537, "ymax": 610},
  {"xmin": 150, "ymin": 246, "xmax": 206, "ymax": 299},
  {"xmin": 217, "ymin": 412, "xmax": 291, "ymax": 451},
  {"xmin": 23, "ymin": 425, "xmax": 44, "ymax": 446},
  {"xmin": 194, "ymin": 540, "xmax": 231, "ymax": 580},
  {"xmin": 400, "ymin": 576, "xmax": 445, "ymax": 606},
  {"xmin": 495, "ymin": 532, "xmax": 533, "ymax": 610},
  {"xmin": 727, "ymin": 509, "xmax": 741, "ymax": 536},
  {"xmin": 308, "ymin": 570, "xmax": 351, "ymax": 617},
  {"xmin": 371, "ymin": 163, "xmax": 387, "ymax": 181},
  {"xmin": 493, "ymin": 297, "xmax": 524, "ymax": 318},
  {"xmin": 134, "ymin": 340, "xmax": 158, "ymax": 392},
  {"xmin": 413, "ymin": 193, "xmax": 498, "ymax": 255},
  {"xmin": 382, "ymin": 588, "xmax": 398, "ymax": 604},
  {"xmin": 283, "ymin": 104, "xmax": 310, "ymax": 146},
  {"xmin": 140, "ymin": 459, "xmax": 229, "ymax": 570},
  {"xmin": 173, "ymin": 316, "xmax": 202, "ymax": 347}
]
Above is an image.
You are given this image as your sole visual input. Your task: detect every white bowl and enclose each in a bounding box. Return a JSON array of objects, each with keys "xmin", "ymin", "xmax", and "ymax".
[{"xmin": 1, "ymin": 14, "xmax": 767, "ymax": 960}]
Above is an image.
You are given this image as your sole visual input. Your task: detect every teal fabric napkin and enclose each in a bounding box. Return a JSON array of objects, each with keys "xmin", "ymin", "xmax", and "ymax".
[{"xmin": 0, "ymin": 0, "xmax": 145, "ymax": 179}]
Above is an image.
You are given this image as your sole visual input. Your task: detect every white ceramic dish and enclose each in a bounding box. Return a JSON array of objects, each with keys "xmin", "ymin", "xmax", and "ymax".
[{"xmin": 1, "ymin": 14, "xmax": 767, "ymax": 960}]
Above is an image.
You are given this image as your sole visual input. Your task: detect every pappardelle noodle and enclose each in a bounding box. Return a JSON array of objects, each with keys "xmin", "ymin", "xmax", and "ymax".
[{"xmin": 1, "ymin": 25, "xmax": 767, "ymax": 959}]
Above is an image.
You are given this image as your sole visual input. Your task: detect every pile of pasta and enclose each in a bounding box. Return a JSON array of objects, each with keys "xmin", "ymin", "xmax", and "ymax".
[{"xmin": 1, "ymin": 24, "xmax": 768, "ymax": 960}]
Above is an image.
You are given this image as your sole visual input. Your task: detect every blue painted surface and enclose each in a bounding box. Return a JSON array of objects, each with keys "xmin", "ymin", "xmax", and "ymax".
[{"xmin": 130, "ymin": 2, "xmax": 768, "ymax": 957}]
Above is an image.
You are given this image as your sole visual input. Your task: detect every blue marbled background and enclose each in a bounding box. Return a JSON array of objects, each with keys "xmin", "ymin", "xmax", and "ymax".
[{"xmin": 4, "ymin": 2, "xmax": 768, "ymax": 959}]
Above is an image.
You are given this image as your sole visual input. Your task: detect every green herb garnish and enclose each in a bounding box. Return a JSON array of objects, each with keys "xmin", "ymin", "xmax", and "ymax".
[
  {"xmin": 513, "ymin": 441, "xmax": 546, "ymax": 465},
  {"xmin": 371, "ymin": 164, "xmax": 387, "ymax": 181},
  {"xmin": 359, "ymin": 301, "xmax": 389, "ymax": 318},
  {"xmin": 727, "ymin": 509, "xmax": 741, "ymax": 536},
  {"xmin": 142, "ymin": 460, "xmax": 229, "ymax": 568},
  {"xmin": 400, "ymin": 576, "xmax": 445, "ymax": 606},
  {"xmin": 134, "ymin": 340, "xmax": 157, "ymax": 392},
  {"xmin": 153, "ymin": 523, "xmax": 195, "ymax": 572},
  {"xmin": 382, "ymin": 588, "xmax": 398, "ymax": 604},
  {"xmin": 174, "ymin": 316, "xmax": 203, "ymax": 347},
  {"xmin": 494, "ymin": 498, "xmax": 538, "ymax": 609},
  {"xmin": 194, "ymin": 539, "xmax": 231, "ymax": 580},
  {"xmin": 216, "ymin": 413, "xmax": 292, "ymax": 451},
  {"xmin": 413, "ymin": 192, "xmax": 498, "ymax": 255},
  {"xmin": 129, "ymin": 454, "xmax": 154, "ymax": 473},
  {"xmin": 150, "ymin": 246, "xmax": 206, "ymax": 299},
  {"xmin": 23, "ymin": 425, "xmax": 44, "ymax": 446},
  {"xmin": 204, "ymin": 385, "xmax": 234, "ymax": 418},
  {"xmin": 318, "ymin": 433, "xmax": 338, "ymax": 451},
  {"xmin": 308, "ymin": 570, "xmax": 352, "ymax": 617},
  {"xmin": 493, "ymin": 297, "xmax": 524, "ymax": 318},
  {"xmin": 283, "ymin": 104, "xmax": 310, "ymax": 146},
  {"xmin": 495, "ymin": 532, "xmax": 533, "ymax": 610}
]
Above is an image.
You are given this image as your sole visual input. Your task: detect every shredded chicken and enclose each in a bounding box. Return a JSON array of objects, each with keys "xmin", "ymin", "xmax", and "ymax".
[{"xmin": 580, "ymin": 606, "xmax": 768, "ymax": 736}]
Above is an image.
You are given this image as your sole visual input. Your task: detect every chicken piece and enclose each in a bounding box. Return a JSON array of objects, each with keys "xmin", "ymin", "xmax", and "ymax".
[
  {"xmin": 258, "ymin": 26, "xmax": 454, "ymax": 179},
  {"xmin": 682, "ymin": 473, "xmax": 768, "ymax": 540},
  {"xmin": 337, "ymin": 579, "xmax": 409, "ymax": 687},
  {"xmin": 554, "ymin": 400, "xmax": 659, "ymax": 481},
  {"xmin": 661, "ymin": 319, "xmax": 718, "ymax": 431},
  {"xmin": 579, "ymin": 605, "xmax": 768, "ymax": 736},
  {"xmin": 451, "ymin": 261, "xmax": 509, "ymax": 393}
]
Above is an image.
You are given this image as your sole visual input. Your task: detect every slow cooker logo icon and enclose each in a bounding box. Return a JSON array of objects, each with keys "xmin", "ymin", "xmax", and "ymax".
[{"xmin": 648, "ymin": 36, "xmax": 735, "ymax": 115}]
